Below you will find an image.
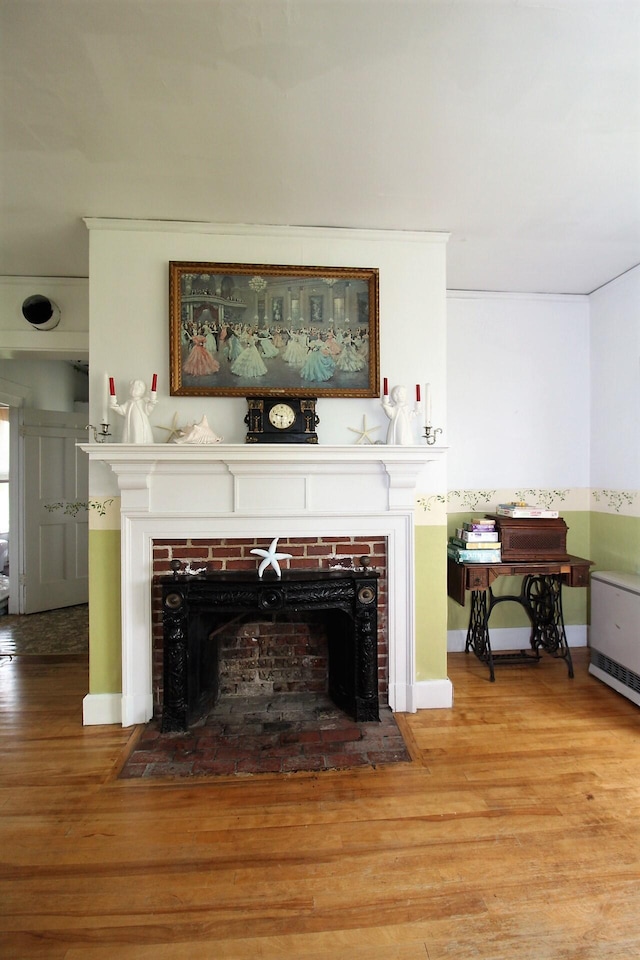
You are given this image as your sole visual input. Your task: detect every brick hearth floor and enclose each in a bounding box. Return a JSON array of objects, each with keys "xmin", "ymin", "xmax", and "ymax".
[{"xmin": 119, "ymin": 693, "xmax": 411, "ymax": 779}]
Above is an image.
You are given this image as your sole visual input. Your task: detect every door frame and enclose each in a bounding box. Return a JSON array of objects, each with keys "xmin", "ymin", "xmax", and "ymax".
[
  {"xmin": 0, "ymin": 380, "xmax": 32, "ymax": 614},
  {"xmin": 8, "ymin": 407, "xmax": 23, "ymax": 613}
]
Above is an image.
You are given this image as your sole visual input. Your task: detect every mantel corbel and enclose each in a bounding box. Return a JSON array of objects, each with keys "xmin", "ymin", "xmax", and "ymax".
[
  {"xmin": 384, "ymin": 461, "xmax": 432, "ymax": 510},
  {"xmin": 108, "ymin": 462, "xmax": 153, "ymax": 513}
]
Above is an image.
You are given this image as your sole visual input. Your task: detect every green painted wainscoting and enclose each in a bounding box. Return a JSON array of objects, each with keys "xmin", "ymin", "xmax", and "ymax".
[
  {"xmin": 88, "ymin": 530, "xmax": 122, "ymax": 694},
  {"xmin": 85, "ymin": 511, "xmax": 636, "ymax": 701},
  {"xmin": 590, "ymin": 512, "xmax": 640, "ymax": 575},
  {"xmin": 87, "ymin": 524, "xmax": 453, "ymax": 698},
  {"xmin": 415, "ymin": 524, "xmax": 448, "ymax": 680}
]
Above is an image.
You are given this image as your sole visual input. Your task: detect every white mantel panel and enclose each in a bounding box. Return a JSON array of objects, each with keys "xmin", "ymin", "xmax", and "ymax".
[
  {"xmin": 309, "ymin": 469, "xmax": 387, "ymax": 514},
  {"xmin": 151, "ymin": 463, "xmax": 234, "ymax": 514},
  {"xmin": 236, "ymin": 475, "xmax": 308, "ymax": 514}
]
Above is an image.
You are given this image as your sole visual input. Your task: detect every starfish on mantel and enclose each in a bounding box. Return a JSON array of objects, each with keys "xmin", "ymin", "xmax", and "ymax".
[
  {"xmin": 250, "ymin": 537, "xmax": 293, "ymax": 579},
  {"xmin": 156, "ymin": 412, "xmax": 182, "ymax": 443},
  {"xmin": 348, "ymin": 415, "xmax": 380, "ymax": 445}
]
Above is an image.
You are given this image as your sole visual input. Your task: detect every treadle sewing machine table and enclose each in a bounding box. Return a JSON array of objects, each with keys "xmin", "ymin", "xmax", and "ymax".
[{"xmin": 447, "ymin": 556, "xmax": 592, "ymax": 681}]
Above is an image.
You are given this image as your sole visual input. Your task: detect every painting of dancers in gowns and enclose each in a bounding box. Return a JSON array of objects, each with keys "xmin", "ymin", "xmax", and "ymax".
[{"xmin": 170, "ymin": 262, "xmax": 379, "ymax": 397}]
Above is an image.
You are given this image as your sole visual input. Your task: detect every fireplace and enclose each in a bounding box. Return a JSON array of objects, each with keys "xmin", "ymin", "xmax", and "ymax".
[
  {"xmin": 159, "ymin": 564, "xmax": 381, "ymax": 731},
  {"xmin": 152, "ymin": 535, "xmax": 388, "ymax": 725},
  {"xmin": 81, "ymin": 444, "xmax": 445, "ymax": 726}
]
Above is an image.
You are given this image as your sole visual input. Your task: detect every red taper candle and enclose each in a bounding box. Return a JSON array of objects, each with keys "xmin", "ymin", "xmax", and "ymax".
[
  {"xmin": 416, "ymin": 383, "xmax": 421, "ymax": 402},
  {"xmin": 383, "ymin": 377, "xmax": 388, "ymax": 396},
  {"xmin": 151, "ymin": 373, "xmax": 158, "ymax": 392},
  {"xmin": 109, "ymin": 377, "xmax": 116, "ymax": 396}
]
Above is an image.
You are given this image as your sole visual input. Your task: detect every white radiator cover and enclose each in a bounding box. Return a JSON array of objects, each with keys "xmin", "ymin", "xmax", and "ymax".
[{"xmin": 589, "ymin": 570, "xmax": 640, "ymax": 707}]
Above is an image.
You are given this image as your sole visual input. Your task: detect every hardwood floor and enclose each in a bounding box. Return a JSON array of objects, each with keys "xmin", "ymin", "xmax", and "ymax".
[{"xmin": 1, "ymin": 648, "xmax": 639, "ymax": 959}]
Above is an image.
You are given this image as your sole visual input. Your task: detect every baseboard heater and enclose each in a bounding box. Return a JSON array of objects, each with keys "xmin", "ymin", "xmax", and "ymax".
[{"xmin": 589, "ymin": 570, "xmax": 640, "ymax": 707}]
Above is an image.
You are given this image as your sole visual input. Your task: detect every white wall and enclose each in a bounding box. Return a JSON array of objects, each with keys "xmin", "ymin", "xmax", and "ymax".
[
  {"xmin": 86, "ymin": 220, "xmax": 448, "ymax": 496},
  {"xmin": 446, "ymin": 291, "xmax": 590, "ymax": 489},
  {"xmin": 589, "ymin": 266, "xmax": 640, "ymax": 490},
  {"xmin": 0, "ymin": 359, "xmax": 82, "ymax": 412}
]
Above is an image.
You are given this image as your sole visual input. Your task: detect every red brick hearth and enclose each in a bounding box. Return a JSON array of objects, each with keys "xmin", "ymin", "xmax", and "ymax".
[{"xmin": 119, "ymin": 692, "xmax": 411, "ymax": 780}]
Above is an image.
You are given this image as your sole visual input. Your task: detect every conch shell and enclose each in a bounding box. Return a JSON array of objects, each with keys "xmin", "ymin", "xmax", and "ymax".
[{"xmin": 172, "ymin": 415, "xmax": 223, "ymax": 445}]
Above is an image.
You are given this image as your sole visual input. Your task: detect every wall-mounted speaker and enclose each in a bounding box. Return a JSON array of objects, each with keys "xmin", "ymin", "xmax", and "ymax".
[{"xmin": 21, "ymin": 295, "xmax": 61, "ymax": 331}]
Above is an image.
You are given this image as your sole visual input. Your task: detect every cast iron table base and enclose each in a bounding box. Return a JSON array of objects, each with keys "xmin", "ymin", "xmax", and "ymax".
[{"xmin": 466, "ymin": 574, "xmax": 573, "ymax": 682}]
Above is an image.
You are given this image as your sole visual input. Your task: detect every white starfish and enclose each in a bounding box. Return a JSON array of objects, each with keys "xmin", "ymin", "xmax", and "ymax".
[
  {"xmin": 250, "ymin": 537, "xmax": 292, "ymax": 579},
  {"xmin": 348, "ymin": 415, "xmax": 380, "ymax": 445},
  {"xmin": 156, "ymin": 412, "xmax": 182, "ymax": 443}
]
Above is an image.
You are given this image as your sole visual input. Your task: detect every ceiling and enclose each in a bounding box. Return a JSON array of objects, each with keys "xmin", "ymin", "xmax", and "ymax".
[{"xmin": 1, "ymin": 0, "xmax": 639, "ymax": 295}]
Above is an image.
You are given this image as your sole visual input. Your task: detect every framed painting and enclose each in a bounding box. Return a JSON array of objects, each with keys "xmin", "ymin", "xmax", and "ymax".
[{"xmin": 169, "ymin": 261, "xmax": 379, "ymax": 397}]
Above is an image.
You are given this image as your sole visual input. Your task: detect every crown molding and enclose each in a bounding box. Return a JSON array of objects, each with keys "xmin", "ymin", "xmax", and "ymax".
[{"xmin": 83, "ymin": 218, "xmax": 450, "ymax": 245}]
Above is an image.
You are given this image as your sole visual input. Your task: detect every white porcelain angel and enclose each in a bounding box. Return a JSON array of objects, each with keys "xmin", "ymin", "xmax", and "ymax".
[
  {"xmin": 381, "ymin": 384, "xmax": 418, "ymax": 445},
  {"xmin": 109, "ymin": 379, "xmax": 156, "ymax": 443}
]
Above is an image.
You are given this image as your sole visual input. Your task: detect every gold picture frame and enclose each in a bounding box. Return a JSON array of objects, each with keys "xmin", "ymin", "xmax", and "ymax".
[{"xmin": 169, "ymin": 261, "xmax": 379, "ymax": 397}]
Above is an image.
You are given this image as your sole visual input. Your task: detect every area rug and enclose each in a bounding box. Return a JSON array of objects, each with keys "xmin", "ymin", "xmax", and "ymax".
[
  {"xmin": 119, "ymin": 693, "xmax": 412, "ymax": 779},
  {"xmin": 0, "ymin": 604, "xmax": 89, "ymax": 656}
]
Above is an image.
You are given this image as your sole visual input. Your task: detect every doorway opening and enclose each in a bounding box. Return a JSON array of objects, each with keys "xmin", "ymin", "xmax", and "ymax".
[
  {"xmin": 0, "ymin": 357, "xmax": 89, "ymax": 616},
  {"xmin": 0, "ymin": 405, "xmax": 9, "ymax": 615}
]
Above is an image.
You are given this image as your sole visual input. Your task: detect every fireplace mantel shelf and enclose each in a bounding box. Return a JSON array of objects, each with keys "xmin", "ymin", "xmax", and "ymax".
[{"xmin": 80, "ymin": 442, "xmax": 445, "ymax": 465}]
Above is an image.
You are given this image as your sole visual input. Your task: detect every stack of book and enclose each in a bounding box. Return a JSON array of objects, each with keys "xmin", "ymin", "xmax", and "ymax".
[
  {"xmin": 495, "ymin": 501, "xmax": 559, "ymax": 519},
  {"xmin": 447, "ymin": 517, "xmax": 502, "ymax": 563}
]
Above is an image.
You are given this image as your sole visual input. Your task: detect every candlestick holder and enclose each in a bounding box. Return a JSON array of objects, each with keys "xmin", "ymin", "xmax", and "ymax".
[
  {"xmin": 423, "ymin": 424, "xmax": 442, "ymax": 446},
  {"xmin": 86, "ymin": 422, "xmax": 111, "ymax": 443}
]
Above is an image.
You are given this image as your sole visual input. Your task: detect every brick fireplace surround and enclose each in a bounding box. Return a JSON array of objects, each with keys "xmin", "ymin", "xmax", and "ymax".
[
  {"xmin": 151, "ymin": 535, "xmax": 388, "ymax": 719},
  {"xmin": 81, "ymin": 444, "xmax": 446, "ymax": 727}
]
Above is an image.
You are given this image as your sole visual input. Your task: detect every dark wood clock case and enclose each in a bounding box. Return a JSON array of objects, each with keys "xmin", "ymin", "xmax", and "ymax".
[{"xmin": 245, "ymin": 397, "xmax": 319, "ymax": 443}]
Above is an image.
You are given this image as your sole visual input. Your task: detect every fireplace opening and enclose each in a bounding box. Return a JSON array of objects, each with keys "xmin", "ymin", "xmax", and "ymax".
[
  {"xmin": 158, "ymin": 564, "xmax": 383, "ymax": 732},
  {"xmin": 218, "ymin": 612, "xmax": 330, "ymax": 700},
  {"xmin": 152, "ymin": 536, "xmax": 388, "ymax": 730},
  {"xmin": 184, "ymin": 607, "xmax": 375, "ymax": 730},
  {"xmin": 123, "ymin": 576, "xmax": 412, "ymax": 776}
]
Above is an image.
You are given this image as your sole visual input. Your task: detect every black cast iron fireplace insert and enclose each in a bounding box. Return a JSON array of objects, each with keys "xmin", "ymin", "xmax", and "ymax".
[{"xmin": 159, "ymin": 561, "xmax": 381, "ymax": 732}]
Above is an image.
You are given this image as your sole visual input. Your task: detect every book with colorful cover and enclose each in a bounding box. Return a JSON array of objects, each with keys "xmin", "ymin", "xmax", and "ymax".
[
  {"xmin": 496, "ymin": 503, "xmax": 559, "ymax": 519},
  {"xmin": 447, "ymin": 545, "xmax": 502, "ymax": 564},
  {"xmin": 463, "ymin": 519, "xmax": 496, "ymax": 532},
  {"xmin": 450, "ymin": 537, "xmax": 501, "ymax": 550},
  {"xmin": 455, "ymin": 528, "xmax": 500, "ymax": 542}
]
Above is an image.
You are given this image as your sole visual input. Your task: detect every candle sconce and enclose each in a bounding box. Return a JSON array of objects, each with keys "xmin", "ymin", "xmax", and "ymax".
[
  {"xmin": 86, "ymin": 423, "xmax": 111, "ymax": 444},
  {"xmin": 423, "ymin": 424, "xmax": 442, "ymax": 446}
]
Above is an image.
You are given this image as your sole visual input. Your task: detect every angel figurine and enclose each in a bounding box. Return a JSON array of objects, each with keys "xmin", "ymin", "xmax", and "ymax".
[
  {"xmin": 381, "ymin": 384, "xmax": 419, "ymax": 445},
  {"xmin": 109, "ymin": 379, "xmax": 157, "ymax": 443}
]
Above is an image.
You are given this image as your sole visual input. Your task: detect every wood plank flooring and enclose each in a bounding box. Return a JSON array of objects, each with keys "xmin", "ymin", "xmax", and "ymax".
[{"xmin": 1, "ymin": 648, "xmax": 639, "ymax": 959}]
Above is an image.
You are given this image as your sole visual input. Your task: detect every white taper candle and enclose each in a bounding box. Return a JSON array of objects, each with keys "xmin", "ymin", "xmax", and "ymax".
[{"xmin": 425, "ymin": 383, "xmax": 432, "ymax": 426}]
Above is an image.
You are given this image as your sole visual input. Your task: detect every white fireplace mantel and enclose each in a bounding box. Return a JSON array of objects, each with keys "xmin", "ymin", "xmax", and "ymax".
[{"xmin": 81, "ymin": 443, "xmax": 447, "ymax": 726}]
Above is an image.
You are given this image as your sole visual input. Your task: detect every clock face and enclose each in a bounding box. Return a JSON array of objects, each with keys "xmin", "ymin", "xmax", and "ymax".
[{"xmin": 268, "ymin": 402, "xmax": 296, "ymax": 430}]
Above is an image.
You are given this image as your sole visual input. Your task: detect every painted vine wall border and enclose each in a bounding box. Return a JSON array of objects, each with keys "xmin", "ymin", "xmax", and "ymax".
[{"xmin": 417, "ymin": 488, "xmax": 639, "ymax": 517}]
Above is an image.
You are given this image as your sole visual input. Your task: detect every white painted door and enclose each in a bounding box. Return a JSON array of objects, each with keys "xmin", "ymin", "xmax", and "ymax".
[{"xmin": 20, "ymin": 408, "xmax": 89, "ymax": 613}]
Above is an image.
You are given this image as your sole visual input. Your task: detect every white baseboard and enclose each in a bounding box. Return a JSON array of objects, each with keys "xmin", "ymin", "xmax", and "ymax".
[
  {"xmin": 447, "ymin": 625, "xmax": 587, "ymax": 653},
  {"xmin": 84, "ymin": 686, "xmax": 455, "ymax": 723},
  {"xmin": 83, "ymin": 693, "xmax": 121, "ymax": 725},
  {"xmin": 413, "ymin": 678, "xmax": 454, "ymax": 709}
]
